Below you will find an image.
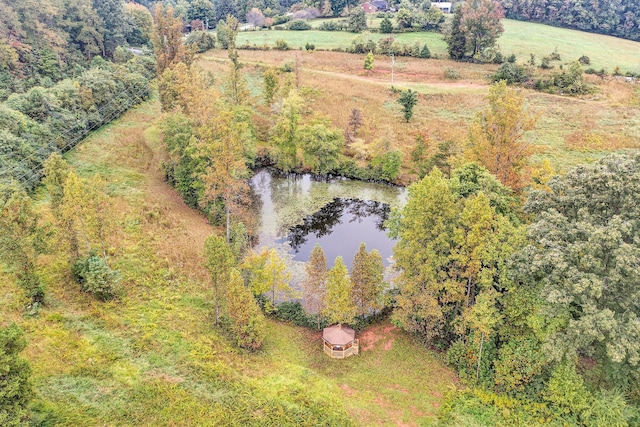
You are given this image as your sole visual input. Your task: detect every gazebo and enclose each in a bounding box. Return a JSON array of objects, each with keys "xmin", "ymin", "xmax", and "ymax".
[{"xmin": 322, "ymin": 324, "xmax": 359, "ymax": 359}]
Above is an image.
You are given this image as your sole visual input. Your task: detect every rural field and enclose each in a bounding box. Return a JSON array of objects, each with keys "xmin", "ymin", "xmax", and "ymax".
[
  {"xmin": 236, "ymin": 18, "xmax": 640, "ymax": 73},
  {"xmin": 201, "ymin": 39, "xmax": 640, "ymax": 174},
  {"xmin": 4, "ymin": 3, "xmax": 640, "ymax": 425}
]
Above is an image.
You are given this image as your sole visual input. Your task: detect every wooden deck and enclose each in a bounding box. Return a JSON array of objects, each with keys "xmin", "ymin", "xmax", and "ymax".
[{"xmin": 323, "ymin": 339, "xmax": 359, "ymax": 359}]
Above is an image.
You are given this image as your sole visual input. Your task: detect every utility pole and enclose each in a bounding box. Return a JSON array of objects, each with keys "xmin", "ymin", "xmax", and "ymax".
[{"xmin": 391, "ymin": 53, "xmax": 395, "ymax": 86}]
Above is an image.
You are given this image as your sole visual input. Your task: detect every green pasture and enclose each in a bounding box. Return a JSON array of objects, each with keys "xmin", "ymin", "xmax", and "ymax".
[{"xmin": 237, "ymin": 18, "xmax": 640, "ymax": 72}]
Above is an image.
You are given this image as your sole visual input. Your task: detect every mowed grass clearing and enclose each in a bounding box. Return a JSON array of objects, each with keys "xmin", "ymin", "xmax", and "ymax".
[
  {"xmin": 1, "ymin": 97, "xmax": 458, "ymax": 426},
  {"xmin": 236, "ymin": 18, "xmax": 640, "ymax": 72}
]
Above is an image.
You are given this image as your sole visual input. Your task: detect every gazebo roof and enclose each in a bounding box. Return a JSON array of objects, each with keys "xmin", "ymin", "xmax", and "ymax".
[{"xmin": 322, "ymin": 324, "xmax": 356, "ymax": 346}]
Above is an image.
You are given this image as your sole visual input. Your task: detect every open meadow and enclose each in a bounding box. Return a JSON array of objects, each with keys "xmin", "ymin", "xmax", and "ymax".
[
  {"xmin": 199, "ymin": 47, "xmax": 640, "ymax": 175},
  {"xmin": 0, "ymin": 99, "xmax": 458, "ymax": 426},
  {"xmin": 236, "ymin": 18, "xmax": 640, "ymax": 73}
]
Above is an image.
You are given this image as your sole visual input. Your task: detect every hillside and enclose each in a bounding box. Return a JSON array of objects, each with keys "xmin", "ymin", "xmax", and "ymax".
[{"xmin": 0, "ymin": 98, "xmax": 458, "ymax": 426}]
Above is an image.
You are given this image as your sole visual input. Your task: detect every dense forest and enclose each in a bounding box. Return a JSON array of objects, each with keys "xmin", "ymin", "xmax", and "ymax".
[
  {"xmin": 0, "ymin": 0, "xmax": 155, "ymax": 190},
  {"xmin": 498, "ymin": 0, "xmax": 640, "ymax": 41}
]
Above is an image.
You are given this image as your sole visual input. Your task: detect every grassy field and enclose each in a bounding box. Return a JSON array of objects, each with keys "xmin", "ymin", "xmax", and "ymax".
[
  {"xmin": 199, "ymin": 48, "xmax": 640, "ymax": 173},
  {"xmin": 237, "ymin": 18, "xmax": 640, "ymax": 73},
  {"xmin": 1, "ymin": 98, "xmax": 458, "ymax": 426}
]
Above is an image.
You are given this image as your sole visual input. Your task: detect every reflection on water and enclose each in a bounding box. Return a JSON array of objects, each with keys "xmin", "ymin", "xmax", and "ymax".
[
  {"xmin": 286, "ymin": 198, "xmax": 394, "ymax": 268},
  {"xmin": 249, "ymin": 169, "xmax": 406, "ymax": 268}
]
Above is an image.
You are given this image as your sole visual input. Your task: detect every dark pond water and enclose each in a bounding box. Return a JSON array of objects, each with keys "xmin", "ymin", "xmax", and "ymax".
[{"xmin": 249, "ymin": 169, "xmax": 406, "ymax": 269}]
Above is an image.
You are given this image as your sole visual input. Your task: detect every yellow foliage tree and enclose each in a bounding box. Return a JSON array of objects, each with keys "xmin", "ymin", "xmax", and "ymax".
[{"xmin": 467, "ymin": 81, "xmax": 537, "ymax": 192}]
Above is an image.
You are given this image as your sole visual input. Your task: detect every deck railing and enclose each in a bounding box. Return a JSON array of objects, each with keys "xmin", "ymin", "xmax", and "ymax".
[{"xmin": 324, "ymin": 339, "xmax": 359, "ymax": 359}]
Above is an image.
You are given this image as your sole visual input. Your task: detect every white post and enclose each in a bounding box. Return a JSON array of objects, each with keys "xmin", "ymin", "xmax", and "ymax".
[{"xmin": 391, "ymin": 53, "xmax": 395, "ymax": 86}]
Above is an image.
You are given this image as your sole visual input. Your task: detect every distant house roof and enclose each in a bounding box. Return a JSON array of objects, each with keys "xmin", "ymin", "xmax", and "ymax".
[
  {"xmin": 432, "ymin": 1, "xmax": 452, "ymax": 13},
  {"xmin": 370, "ymin": 0, "xmax": 388, "ymax": 10},
  {"xmin": 362, "ymin": 2, "xmax": 378, "ymax": 13},
  {"xmin": 323, "ymin": 324, "xmax": 356, "ymax": 346}
]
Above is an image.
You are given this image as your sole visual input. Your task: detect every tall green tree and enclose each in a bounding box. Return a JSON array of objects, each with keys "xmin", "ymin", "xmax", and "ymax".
[
  {"xmin": 297, "ymin": 119, "xmax": 345, "ymax": 175},
  {"xmin": 348, "ymin": 7, "xmax": 367, "ymax": 33},
  {"xmin": 243, "ymin": 247, "xmax": 292, "ymax": 313},
  {"xmin": 350, "ymin": 243, "xmax": 384, "ymax": 321},
  {"xmin": 516, "ymin": 154, "xmax": 640, "ymax": 374},
  {"xmin": 323, "ymin": 257, "xmax": 356, "ymax": 326},
  {"xmin": 92, "ymin": 0, "xmax": 128, "ymax": 57},
  {"xmin": 0, "ymin": 189, "xmax": 47, "ymax": 304},
  {"xmin": 204, "ymin": 234, "xmax": 236, "ymax": 326},
  {"xmin": 0, "ymin": 324, "xmax": 33, "ymax": 427},
  {"xmin": 303, "ymin": 244, "xmax": 328, "ymax": 329},
  {"xmin": 198, "ymin": 109, "xmax": 251, "ymax": 242},
  {"xmin": 398, "ymin": 89, "xmax": 418, "ymax": 122},
  {"xmin": 390, "ymin": 168, "xmax": 522, "ymax": 343}
]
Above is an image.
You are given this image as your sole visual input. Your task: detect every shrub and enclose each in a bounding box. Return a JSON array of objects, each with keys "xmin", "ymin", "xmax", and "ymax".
[
  {"xmin": 492, "ymin": 63, "xmax": 531, "ymax": 85},
  {"xmin": 185, "ymin": 30, "xmax": 216, "ymax": 53},
  {"xmin": 318, "ymin": 21, "xmax": 347, "ymax": 31},
  {"xmin": 380, "ymin": 17, "xmax": 393, "ymax": 34},
  {"xmin": 287, "ymin": 19, "xmax": 311, "ymax": 30},
  {"xmin": 273, "ymin": 301, "xmax": 320, "ymax": 328},
  {"xmin": 275, "ymin": 39, "xmax": 290, "ymax": 50},
  {"xmin": 444, "ymin": 67, "xmax": 460, "ymax": 80},
  {"xmin": 507, "ymin": 53, "xmax": 516, "ymax": 63},
  {"xmin": 305, "ymin": 42, "xmax": 315, "ymax": 51},
  {"xmin": 280, "ymin": 61, "xmax": 294, "ymax": 72},
  {"xmin": 72, "ymin": 254, "xmax": 120, "ymax": 301},
  {"xmin": 418, "ymin": 44, "xmax": 431, "ymax": 58},
  {"xmin": 578, "ymin": 55, "xmax": 591, "ymax": 65}
]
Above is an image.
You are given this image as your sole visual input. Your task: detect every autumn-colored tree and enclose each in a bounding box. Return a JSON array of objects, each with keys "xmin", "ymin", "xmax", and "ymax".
[
  {"xmin": 303, "ymin": 244, "xmax": 328, "ymax": 329},
  {"xmin": 61, "ymin": 172, "xmax": 115, "ymax": 263},
  {"xmin": 347, "ymin": 108, "xmax": 363, "ymax": 142},
  {"xmin": 225, "ymin": 268, "xmax": 267, "ymax": 351},
  {"xmin": 350, "ymin": 243, "xmax": 384, "ymax": 320},
  {"xmin": 197, "ymin": 110, "xmax": 251, "ymax": 242},
  {"xmin": 204, "ymin": 234, "xmax": 235, "ymax": 325},
  {"xmin": 159, "ymin": 62, "xmax": 218, "ymax": 122},
  {"xmin": 44, "ymin": 153, "xmax": 79, "ymax": 260},
  {"xmin": 243, "ymin": 247, "xmax": 292, "ymax": 313},
  {"xmin": 460, "ymin": 0, "xmax": 505, "ymax": 58},
  {"xmin": 467, "ymin": 81, "xmax": 537, "ymax": 191},
  {"xmin": 323, "ymin": 257, "xmax": 356, "ymax": 326},
  {"xmin": 364, "ymin": 51, "xmax": 374, "ymax": 72},
  {"xmin": 153, "ymin": 5, "xmax": 192, "ymax": 76}
]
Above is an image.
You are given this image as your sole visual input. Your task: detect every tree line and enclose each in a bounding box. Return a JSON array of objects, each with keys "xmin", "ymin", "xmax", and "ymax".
[
  {"xmin": 498, "ymin": 0, "xmax": 640, "ymax": 42},
  {"xmin": 0, "ymin": 0, "xmax": 153, "ymax": 99},
  {"xmin": 0, "ymin": 56, "xmax": 154, "ymax": 191}
]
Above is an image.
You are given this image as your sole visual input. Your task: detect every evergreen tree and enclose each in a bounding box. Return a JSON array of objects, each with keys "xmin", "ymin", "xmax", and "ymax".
[
  {"xmin": 380, "ymin": 17, "xmax": 393, "ymax": 33},
  {"xmin": 225, "ymin": 269, "xmax": 267, "ymax": 350},
  {"xmin": 0, "ymin": 324, "xmax": 33, "ymax": 427},
  {"xmin": 303, "ymin": 244, "xmax": 328, "ymax": 329},
  {"xmin": 350, "ymin": 243, "xmax": 384, "ymax": 320},
  {"xmin": 323, "ymin": 257, "xmax": 356, "ymax": 325},
  {"xmin": 447, "ymin": 5, "xmax": 467, "ymax": 60},
  {"xmin": 398, "ymin": 89, "xmax": 418, "ymax": 122},
  {"xmin": 364, "ymin": 51, "xmax": 375, "ymax": 72}
]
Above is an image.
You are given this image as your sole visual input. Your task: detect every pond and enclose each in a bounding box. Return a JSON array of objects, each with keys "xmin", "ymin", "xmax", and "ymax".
[{"xmin": 250, "ymin": 169, "xmax": 407, "ymax": 271}]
